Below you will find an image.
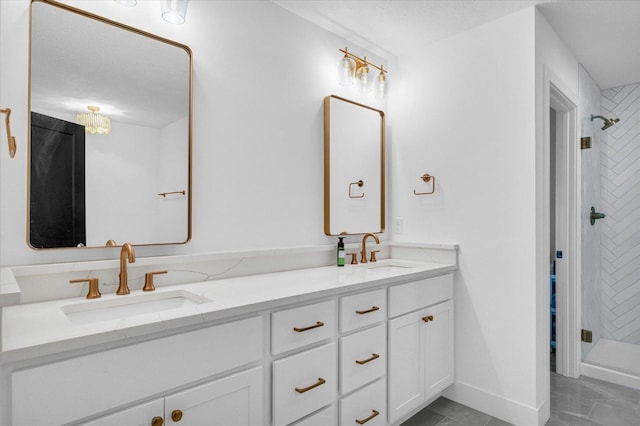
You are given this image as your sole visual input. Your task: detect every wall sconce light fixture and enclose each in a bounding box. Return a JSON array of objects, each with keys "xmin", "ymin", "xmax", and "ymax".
[
  {"xmin": 77, "ymin": 106, "xmax": 111, "ymax": 135},
  {"xmin": 338, "ymin": 47, "xmax": 388, "ymax": 99},
  {"xmin": 113, "ymin": 0, "xmax": 189, "ymax": 24}
]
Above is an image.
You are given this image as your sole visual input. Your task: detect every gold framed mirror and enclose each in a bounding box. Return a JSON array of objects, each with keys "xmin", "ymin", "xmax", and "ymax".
[
  {"xmin": 324, "ymin": 95, "xmax": 385, "ymax": 236},
  {"xmin": 28, "ymin": 0, "xmax": 192, "ymax": 249}
]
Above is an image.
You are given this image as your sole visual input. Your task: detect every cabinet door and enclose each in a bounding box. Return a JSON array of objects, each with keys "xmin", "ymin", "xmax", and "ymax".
[
  {"xmin": 424, "ymin": 300, "xmax": 454, "ymax": 400},
  {"xmin": 164, "ymin": 367, "xmax": 263, "ymax": 426},
  {"xmin": 79, "ymin": 399, "xmax": 164, "ymax": 426},
  {"xmin": 388, "ymin": 310, "xmax": 425, "ymax": 424},
  {"xmin": 388, "ymin": 300, "xmax": 454, "ymax": 424}
]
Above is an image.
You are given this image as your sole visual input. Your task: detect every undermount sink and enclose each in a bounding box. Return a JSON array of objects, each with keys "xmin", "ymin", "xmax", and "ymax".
[
  {"xmin": 62, "ymin": 290, "xmax": 211, "ymax": 324},
  {"xmin": 361, "ymin": 258, "xmax": 426, "ymax": 273}
]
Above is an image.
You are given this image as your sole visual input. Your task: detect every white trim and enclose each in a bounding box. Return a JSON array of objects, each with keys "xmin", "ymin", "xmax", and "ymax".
[
  {"xmin": 581, "ymin": 363, "xmax": 640, "ymax": 391},
  {"xmin": 543, "ymin": 66, "xmax": 580, "ymax": 379},
  {"xmin": 443, "ymin": 380, "xmax": 543, "ymax": 426}
]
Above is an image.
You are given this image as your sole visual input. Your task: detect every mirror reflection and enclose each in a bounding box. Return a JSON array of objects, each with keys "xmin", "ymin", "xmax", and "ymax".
[
  {"xmin": 29, "ymin": 0, "xmax": 192, "ymax": 249},
  {"xmin": 324, "ymin": 95, "xmax": 385, "ymax": 236}
]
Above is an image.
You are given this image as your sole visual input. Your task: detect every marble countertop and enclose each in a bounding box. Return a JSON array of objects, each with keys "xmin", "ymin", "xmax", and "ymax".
[{"xmin": 1, "ymin": 259, "xmax": 456, "ymax": 362}]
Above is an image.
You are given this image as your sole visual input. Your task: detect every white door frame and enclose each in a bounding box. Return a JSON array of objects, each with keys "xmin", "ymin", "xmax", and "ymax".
[{"xmin": 543, "ymin": 67, "xmax": 581, "ymax": 378}]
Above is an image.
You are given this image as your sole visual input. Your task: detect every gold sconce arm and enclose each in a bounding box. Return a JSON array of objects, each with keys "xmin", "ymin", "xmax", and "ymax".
[
  {"xmin": 339, "ymin": 48, "xmax": 387, "ymax": 75},
  {"xmin": 413, "ymin": 173, "xmax": 435, "ymax": 195},
  {"xmin": 0, "ymin": 108, "xmax": 16, "ymax": 158}
]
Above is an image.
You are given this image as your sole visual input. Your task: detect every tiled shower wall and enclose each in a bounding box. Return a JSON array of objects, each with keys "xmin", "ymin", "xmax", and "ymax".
[{"xmin": 600, "ymin": 80, "xmax": 640, "ymax": 345}]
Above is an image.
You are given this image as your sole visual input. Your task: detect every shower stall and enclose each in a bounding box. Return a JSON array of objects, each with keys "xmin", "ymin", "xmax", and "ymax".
[{"xmin": 579, "ymin": 65, "xmax": 640, "ymax": 389}]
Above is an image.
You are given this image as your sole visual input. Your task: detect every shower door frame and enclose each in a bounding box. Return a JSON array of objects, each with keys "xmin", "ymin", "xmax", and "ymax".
[{"xmin": 544, "ymin": 67, "xmax": 581, "ymax": 379}]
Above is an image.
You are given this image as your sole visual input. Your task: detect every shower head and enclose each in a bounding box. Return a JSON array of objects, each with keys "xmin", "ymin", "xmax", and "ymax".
[{"xmin": 591, "ymin": 114, "xmax": 620, "ymax": 130}]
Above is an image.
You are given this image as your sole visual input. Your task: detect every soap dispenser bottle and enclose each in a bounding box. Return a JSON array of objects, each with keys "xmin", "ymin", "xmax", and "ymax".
[{"xmin": 337, "ymin": 237, "xmax": 346, "ymax": 266}]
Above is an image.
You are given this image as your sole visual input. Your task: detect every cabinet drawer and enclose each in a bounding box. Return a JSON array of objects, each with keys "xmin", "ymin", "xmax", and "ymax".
[
  {"xmin": 272, "ymin": 299, "xmax": 336, "ymax": 355},
  {"xmin": 292, "ymin": 405, "xmax": 337, "ymax": 426},
  {"xmin": 12, "ymin": 316, "xmax": 263, "ymax": 426},
  {"xmin": 340, "ymin": 288, "xmax": 386, "ymax": 333},
  {"xmin": 339, "ymin": 379, "xmax": 386, "ymax": 426},
  {"xmin": 273, "ymin": 343, "xmax": 337, "ymax": 426},
  {"xmin": 388, "ymin": 274, "xmax": 453, "ymax": 318},
  {"xmin": 340, "ymin": 324, "xmax": 386, "ymax": 395}
]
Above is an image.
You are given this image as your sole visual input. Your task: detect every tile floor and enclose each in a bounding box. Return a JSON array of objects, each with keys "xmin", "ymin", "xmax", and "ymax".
[{"xmin": 401, "ymin": 369, "xmax": 640, "ymax": 425}]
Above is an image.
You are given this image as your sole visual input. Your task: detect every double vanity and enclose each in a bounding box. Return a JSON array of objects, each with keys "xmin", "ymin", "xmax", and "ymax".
[{"xmin": 0, "ymin": 242, "xmax": 457, "ymax": 426}]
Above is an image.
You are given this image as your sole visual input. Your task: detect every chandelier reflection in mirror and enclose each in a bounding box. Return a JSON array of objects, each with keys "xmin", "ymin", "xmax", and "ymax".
[
  {"xmin": 338, "ymin": 47, "xmax": 388, "ymax": 100},
  {"xmin": 113, "ymin": 0, "xmax": 189, "ymax": 24},
  {"xmin": 77, "ymin": 106, "xmax": 111, "ymax": 135}
]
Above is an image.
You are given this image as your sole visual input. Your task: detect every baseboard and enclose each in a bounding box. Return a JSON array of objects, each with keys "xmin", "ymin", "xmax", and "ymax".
[
  {"xmin": 581, "ymin": 362, "xmax": 640, "ymax": 390},
  {"xmin": 442, "ymin": 380, "xmax": 545, "ymax": 426}
]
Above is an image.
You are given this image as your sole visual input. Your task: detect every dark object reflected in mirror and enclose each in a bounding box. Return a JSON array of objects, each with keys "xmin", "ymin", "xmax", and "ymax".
[
  {"xmin": 30, "ymin": 112, "xmax": 86, "ymax": 248},
  {"xmin": 28, "ymin": 0, "xmax": 192, "ymax": 249}
]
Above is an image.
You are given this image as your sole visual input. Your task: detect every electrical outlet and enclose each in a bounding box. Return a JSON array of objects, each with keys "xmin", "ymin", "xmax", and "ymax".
[{"xmin": 394, "ymin": 218, "xmax": 403, "ymax": 234}]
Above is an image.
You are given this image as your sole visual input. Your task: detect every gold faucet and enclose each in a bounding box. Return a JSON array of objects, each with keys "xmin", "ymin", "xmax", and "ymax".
[
  {"xmin": 117, "ymin": 243, "xmax": 136, "ymax": 295},
  {"xmin": 360, "ymin": 233, "xmax": 380, "ymax": 264}
]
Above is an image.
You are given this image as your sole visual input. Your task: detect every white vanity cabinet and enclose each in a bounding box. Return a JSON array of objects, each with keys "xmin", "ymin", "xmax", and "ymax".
[
  {"xmin": 11, "ymin": 316, "xmax": 264, "ymax": 426},
  {"xmin": 271, "ymin": 300, "xmax": 338, "ymax": 426},
  {"xmin": 80, "ymin": 367, "xmax": 263, "ymax": 426},
  {"xmin": 339, "ymin": 289, "xmax": 388, "ymax": 425},
  {"xmin": 2, "ymin": 258, "xmax": 456, "ymax": 426},
  {"xmin": 387, "ymin": 275, "xmax": 454, "ymax": 424}
]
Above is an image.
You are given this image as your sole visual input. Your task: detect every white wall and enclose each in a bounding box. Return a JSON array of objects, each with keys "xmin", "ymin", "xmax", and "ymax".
[
  {"xmin": 157, "ymin": 116, "xmax": 190, "ymax": 244},
  {"xmin": 390, "ymin": 8, "xmax": 539, "ymax": 424},
  {"xmin": 0, "ymin": 0, "xmax": 389, "ymax": 266},
  {"xmin": 389, "ymin": 8, "xmax": 580, "ymax": 425}
]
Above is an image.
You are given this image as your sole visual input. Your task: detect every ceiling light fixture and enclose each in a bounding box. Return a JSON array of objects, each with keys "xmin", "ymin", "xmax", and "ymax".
[
  {"xmin": 77, "ymin": 106, "xmax": 111, "ymax": 135},
  {"xmin": 338, "ymin": 47, "xmax": 388, "ymax": 99}
]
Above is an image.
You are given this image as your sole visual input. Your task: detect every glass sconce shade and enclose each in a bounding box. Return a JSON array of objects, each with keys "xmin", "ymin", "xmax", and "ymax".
[
  {"xmin": 337, "ymin": 48, "xmax": 389, "ymax": 99},
  {"xmin": 356, "ymin": 63, "xmax": 372, "ymax": 93},
  {"xmin": 374, "ymin": 70, "xmax": 387, "ymax": 100},
  {"xmin": 339, "ymin": 55, "xmax": 356, "ymax": 86},
  {"xmin": 114, "ymin": 0, "xmax": 137, "ymax": 6},
  {"xmin": 162, "ymin": 0, "xmax": 189, "ymax": 24}
]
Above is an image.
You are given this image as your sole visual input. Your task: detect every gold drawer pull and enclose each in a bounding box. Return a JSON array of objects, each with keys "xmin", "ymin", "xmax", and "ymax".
[
  {"xmin": 356, "ymin": 409, "xmax": 380, "ymax": 425},
  {"xmin": 422, "ymin": 315, "xmax": 434, "ymax": 323},
  {"xmin": 355, "ymin": 353, "xmax": 380, "ymax": 365},
  {"xmin": 355, "ymin": 306, "xmax": 380, "ymax": 315},
  {"xmin": 293, "ymin": 321, "xmax": 324, "ymax": 332},
  {"xmin": 295, "ymin": 377, "xmax": 326, "ymax": 394}
]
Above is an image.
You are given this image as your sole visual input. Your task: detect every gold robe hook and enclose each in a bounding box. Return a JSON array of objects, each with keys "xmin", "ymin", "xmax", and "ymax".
[{"xmin": 0, "ymin": 108, "xmax": 17, "ymax": 158}]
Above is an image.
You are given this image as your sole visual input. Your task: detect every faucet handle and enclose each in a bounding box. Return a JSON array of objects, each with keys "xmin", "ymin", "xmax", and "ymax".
[
  {"xmin": 143, "ymin": 270, "xmax": 168, "ymax": 292},
  {"xmin": 370, "ymin": 250, "xmax": 380, "ymax": 263},
  {"xmin": 70, "ymin": 278, "xmax": 101, "ymax": 299},
  {"xmin": 348, "ymin": 253, "xmax": 358, "ymax": 265}
]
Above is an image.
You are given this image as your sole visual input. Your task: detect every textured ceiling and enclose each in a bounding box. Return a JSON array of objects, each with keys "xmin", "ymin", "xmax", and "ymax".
[{"xmin": 273, "ymin": 0, "xmax": 640, "ymax": 90}]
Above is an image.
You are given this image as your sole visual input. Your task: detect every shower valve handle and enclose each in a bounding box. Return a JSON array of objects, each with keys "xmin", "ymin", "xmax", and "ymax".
[{"xmin": 590, "ymin": 207, "xmax": 606, "ymax": 225}]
